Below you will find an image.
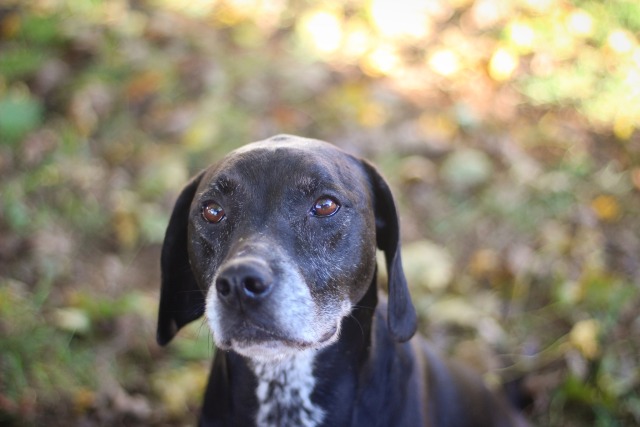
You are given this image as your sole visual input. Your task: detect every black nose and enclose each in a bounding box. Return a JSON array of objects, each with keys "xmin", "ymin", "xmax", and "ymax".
[{"xmin": 215, "ymin": 259, "xmax": 273, "ymax": 306}]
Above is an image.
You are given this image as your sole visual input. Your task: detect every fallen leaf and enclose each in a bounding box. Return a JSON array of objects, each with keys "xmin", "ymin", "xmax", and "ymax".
[
  {"xmin": 570, "ymin": 319, "xmax": 600, "ymax": 359},
  {"xmin": 53, "ymin": 307, "xmax": 91, "ymax": 334},
  {"xmin": 402, "ymin": 240, "xmax": 454, "ymax": 292},
  {"xmin": 591, "ymin": 194, "xmax": 621, "ymax": 222}
]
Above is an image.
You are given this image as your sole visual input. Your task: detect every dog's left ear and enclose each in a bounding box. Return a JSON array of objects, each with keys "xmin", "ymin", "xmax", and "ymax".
[
  {"xmin": 157, "ymin": 171, "xmax": 205, "ymax": 346},
  {"xmin": 361, "ymin": 160, "xmax": 417, "ymax": 342}
]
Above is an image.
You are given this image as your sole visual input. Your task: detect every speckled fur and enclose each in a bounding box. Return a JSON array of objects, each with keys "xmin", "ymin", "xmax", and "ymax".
[{"xmin": 251, "ymin": 350, "xmax": 324, "ymax": 427}]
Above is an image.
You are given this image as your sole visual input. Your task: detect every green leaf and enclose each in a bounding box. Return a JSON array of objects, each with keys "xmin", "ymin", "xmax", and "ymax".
[
  {"xmin": 0, "ymin": 48, "xmax": 48, "ymax": 80},
  {"xmin": 0, "ymin": 91, "xmax": 43, "ymax": 144},
  {"xmin": 20, "ymin": 15, "xmax": 64, "ymax": 45}
]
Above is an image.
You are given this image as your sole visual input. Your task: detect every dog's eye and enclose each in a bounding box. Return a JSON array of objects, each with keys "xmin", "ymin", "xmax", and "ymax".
[
  {"xmin": 311, "ymin": 197, "xmax": 340, "ymax": 217},
  {"xmin": 202, "ymin": 201, "xmax": 225, "ymax": 223}
]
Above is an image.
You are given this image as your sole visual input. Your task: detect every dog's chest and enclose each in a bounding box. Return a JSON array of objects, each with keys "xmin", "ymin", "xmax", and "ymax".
[{"xmin": 251, "ymin": 351, "xmax": 324, "ymax": 427}]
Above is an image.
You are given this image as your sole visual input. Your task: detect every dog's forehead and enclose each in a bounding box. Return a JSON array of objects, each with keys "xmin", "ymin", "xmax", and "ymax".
[
  {"xmin": 232, "ymin": 135, "xmax": 335, "ymax": 155},
  {"xmin": 228, "ymin": 135, "xmax": 346, "ymax": 165},
  {"xmin": 206, "ymin": 135, "xmax": 361, "ymax": 185}
]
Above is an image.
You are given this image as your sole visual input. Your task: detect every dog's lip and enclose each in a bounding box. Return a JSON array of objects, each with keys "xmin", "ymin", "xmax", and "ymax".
[
  {"xmin": 318, "ymin": 325, "xmax": 338, "ymax": 343},
  {"xmin": 232, "ymin": 321, "xmax": 315, "ymax": 348},
  {"xmin": 224, "ymin": 320, "xmax": 338, "ymax": 350}
]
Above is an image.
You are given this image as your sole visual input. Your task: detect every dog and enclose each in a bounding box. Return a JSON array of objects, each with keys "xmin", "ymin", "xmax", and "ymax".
[{"xmin": 157, "ymin": 135, "xmax": 527, "ymax": 427}]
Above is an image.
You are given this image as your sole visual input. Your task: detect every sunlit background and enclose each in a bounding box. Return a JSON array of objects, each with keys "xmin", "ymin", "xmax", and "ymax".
[{"xmin": 1, "ymin": 0, "xmax": 639, "ymax": 425}]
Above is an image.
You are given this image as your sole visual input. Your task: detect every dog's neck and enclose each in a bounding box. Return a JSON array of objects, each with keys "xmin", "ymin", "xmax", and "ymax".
[
  {"xmin": 247, "ymin": 279, "xmax": 378, "ymax": 427},
  {"xmin": 249, "ymin": 350, "xmax": 324, "ymax": 426}
]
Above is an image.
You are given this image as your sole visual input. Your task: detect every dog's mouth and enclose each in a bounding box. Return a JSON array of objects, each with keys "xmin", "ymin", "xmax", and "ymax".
[{"xmin": 218, "ymin": 319, "xmax": 339, "ymax": 358}]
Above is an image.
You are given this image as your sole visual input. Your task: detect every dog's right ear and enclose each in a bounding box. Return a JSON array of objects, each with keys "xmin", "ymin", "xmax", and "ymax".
[{"xmin": 157, "ymin": 171, "xmax": 205, "ymax": 346}]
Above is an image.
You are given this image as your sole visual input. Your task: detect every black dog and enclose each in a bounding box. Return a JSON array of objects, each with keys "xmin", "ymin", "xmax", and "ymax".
[{"xmin": 157, "ymin": 135, "xmax": 526, "ymax": 427}]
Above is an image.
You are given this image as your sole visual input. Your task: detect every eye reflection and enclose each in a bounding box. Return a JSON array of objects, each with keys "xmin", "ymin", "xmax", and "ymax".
[
  {"xmin": 311, "ymin": 197, "xmax": 340, "ymax": 217},
  {"xmin": 202, "ymin": 201, "xmax": 225, "ymax": 223}
]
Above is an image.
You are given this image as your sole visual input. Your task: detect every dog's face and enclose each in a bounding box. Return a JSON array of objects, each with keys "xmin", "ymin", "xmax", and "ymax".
[
  {"xmin": 190, "ymin": 138, "xmax": 377, "ymax": 359},
  {"xmin": 157, "ymin": 135, "xmax": 417, "ymax": 360}
]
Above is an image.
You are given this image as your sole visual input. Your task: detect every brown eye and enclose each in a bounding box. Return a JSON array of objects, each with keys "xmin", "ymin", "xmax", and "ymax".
[
  {"xmin": 311, "ymin": 197, "xmax": 340, "ymax": 217},
  {"xmin": 202, "ymin": 201, "xmax": 225, "ymax": 223}
]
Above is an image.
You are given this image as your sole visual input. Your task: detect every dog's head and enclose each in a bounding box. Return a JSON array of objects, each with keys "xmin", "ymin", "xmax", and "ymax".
[{"xmin": 157, "ymin": 135, "xmax": 416, "ymax": 360}]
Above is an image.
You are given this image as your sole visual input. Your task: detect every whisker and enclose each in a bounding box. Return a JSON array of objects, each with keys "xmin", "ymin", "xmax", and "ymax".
[
  {"xmin": 347, "ymin": 313, "xmax": 365, "ymax": 340},
  {"xmin": 196, "ymin": 318, "xmax": 209, "ymax": 339},
  {"xmin": 350, "ymin": 304, "xmax": 375, "ymax": 312}
]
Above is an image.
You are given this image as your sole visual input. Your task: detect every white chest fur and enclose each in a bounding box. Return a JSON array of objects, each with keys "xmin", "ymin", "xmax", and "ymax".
[{"xmin": 251, "ymin": 350, "xmax": 324, "ymax": 427}]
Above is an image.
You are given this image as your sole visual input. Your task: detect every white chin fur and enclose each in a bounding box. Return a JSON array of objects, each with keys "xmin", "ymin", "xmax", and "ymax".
[{"xmin": 229, "ymin": 324, "xmax": 342, "ymax": 363}]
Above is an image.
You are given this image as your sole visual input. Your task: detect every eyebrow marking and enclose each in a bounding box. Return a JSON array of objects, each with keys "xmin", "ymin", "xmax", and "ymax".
[
  {"xmin": 295, "ymin": 176, "xmax": 319, "ymax": 196},
  {"xmin": 214, "ymin": 175, "xmax": 238, "ymax": 195}
]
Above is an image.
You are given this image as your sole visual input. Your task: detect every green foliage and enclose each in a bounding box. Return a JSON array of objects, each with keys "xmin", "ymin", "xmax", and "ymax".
[
  {"xmin": 0, "ymin": 90, "xmax": 43, "ymax": 144},
  {"xmin": 0, "ymin": 282, "xmax": 97, "ymax": 406},
  {"xmin": 2, "ymin": 181, "xmax": 31, "ymax": 232},
  {"xmin": 609, "ymin": 1, "xmax": 640, "ymax": 32},
  {"xmin": 20, "ymin": 14, "xmax": 65, "ymax": 46},
  {"xmin": 0, "ymin": 49, "xmax": 48, "ymax": 81}
]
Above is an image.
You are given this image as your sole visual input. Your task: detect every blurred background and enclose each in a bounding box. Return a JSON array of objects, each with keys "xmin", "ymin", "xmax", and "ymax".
[{"xmin": 1, "ymin": 0, "xmax": 639, "ymax": 425}]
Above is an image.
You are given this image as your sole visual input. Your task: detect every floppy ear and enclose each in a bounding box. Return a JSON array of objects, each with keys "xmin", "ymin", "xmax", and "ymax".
[
  {"xmin": 157, "ymin": 171, "xmax": 205, "ymax": 346},
  {"xmin": 361, "ymin": 160, "xmax": 417, "ymax": 342}
]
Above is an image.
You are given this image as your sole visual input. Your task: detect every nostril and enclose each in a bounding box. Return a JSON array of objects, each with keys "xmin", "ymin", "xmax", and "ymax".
[
  {"xmin": 242, "ymin": 276, "xmax": 271, "ymax": 297},
  {"xmin": 215, "ymin": 259, "xmax": 274, "ymax": 304},
  {"xmin": 216, "ymin": 277, "xmax": 232, "ymax": 297}
]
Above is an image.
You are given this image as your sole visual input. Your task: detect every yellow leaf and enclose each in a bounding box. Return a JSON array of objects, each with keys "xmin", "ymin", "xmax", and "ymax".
[
  {"xmin": 214, "ymin": 4, "xmax": 244, "ymax": 27},
  {"xmin": 591, "ymin": 195, "xmax": 621, "ymax": 222},
  {"xmin": 0, "ymin": 12, "xmax": 21, "ymax": 38},
  {"xmin": 357, "ymin": 103, "xmax": 387, "ymax": 128},
  {"xmin": 469, "ymin": 249, "xmax": 499, "ymax": 278},
  {"xmin": 613, "ymin": 115, "xmax": 635, "ymax": 140},
  {"xmin": 53, "ymin": 308, "xmax": 91, "ymax": 334},
  {"xmin": 152, "ymin": 363, "xmax": 209, "ymax": 415},
  {"xmin": 113, "ymin": 210, "xmax": 139, "ymax": 249},
  {"xmin": 570, "ymin": 319, "xmax": 600, "ymax": 359},
  {"xmin": 402, "ymin": 240, "xmax": 454, "ymax": 292},
  {"xmin": 183, "ymin": 118, "xmax": 219, "ymax": 151},
  {"xmin": 73, "ymin": 389, "xmax": 96, "ymax": 414},
  {"xmin": 417, "ymin": 113, "xmax": 457, "ymax": 142}
]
